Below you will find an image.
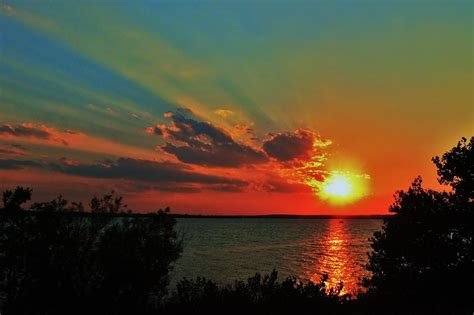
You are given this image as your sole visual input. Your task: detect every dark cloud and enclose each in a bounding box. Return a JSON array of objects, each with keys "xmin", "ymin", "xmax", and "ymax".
[
  {"xmin": 263, "ymin": 129, "xmax": 316, "ymax": 162},
  {"xmin": 150, "ymin": 109, "xmax": 268, "ymax": 167},
  {"xmin": 256, "ymin": 179, "xmax": 311, "ymax": 193},
  {"xmin": 124, "ymin": 182, "xmax": 247, "ymax": 193},
  {"xmin": 146, "ymin": 126, "xmax": 163, "ymax": 136},
  {"xmin": 11, "ymin": 143, "xmax": 25, "ymax": 149},
  {"xmin": 58, "ymin": 157, "xmax": 80, "ymax": 166},
  {"xmin": 50, "ymin": 157, "xmax": 246, "ymax": 185},
  {"xmin": 0, "ymin": 124, "xmax": 50, "ymax": 139},
  {"xmin": 0, "ymin": 159, "xmax": 41, "ymax": 170},
  {"xmin": 160, "ymin": 142, "xmax": 267, "ymax": 168},
  {"xmin": 0, "ymin": 123, "xmax": 68, "ymax": 145},
  {"xmin": 0, "ymin": 156, "xmax": 249, "ymax": 192}
]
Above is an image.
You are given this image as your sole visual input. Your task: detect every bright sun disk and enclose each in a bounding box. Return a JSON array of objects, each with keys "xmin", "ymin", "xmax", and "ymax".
[
  {"xmin": 323, "ymin": 176, "xmax": 352, "ymax": 197},
  {"xmin": 317, "ymin": 171, "xmax": 370, "ymax": 205}
]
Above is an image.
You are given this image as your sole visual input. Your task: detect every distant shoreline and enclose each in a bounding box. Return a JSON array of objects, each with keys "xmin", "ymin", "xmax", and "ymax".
[
  {"xmin": 16, "ymin": 211, "xmax": 389, "ymax": 219},
  {"xmin": 172, "ymin": 214, "xmax": 390, "ymax": 219}
]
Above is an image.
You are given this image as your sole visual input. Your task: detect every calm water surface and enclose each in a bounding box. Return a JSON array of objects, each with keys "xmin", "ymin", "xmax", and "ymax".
[{"xmin": 172, "ymin": 218, "xmax": 383, "ymax": 294}]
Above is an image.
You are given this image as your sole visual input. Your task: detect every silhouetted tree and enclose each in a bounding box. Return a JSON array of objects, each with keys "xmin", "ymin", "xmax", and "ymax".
[
  {"xmin": 31, "ymin": 194, "xmax": 84, "ymax": 212},
  {"xmin": 2, "ymin": 186, "xmax": 31, "ymax": 212},
  {"xmin": 364, "ymin": 137, "xmax": 474, "ymax": 314},
  {"xmin": 90, "ymin": 190, "xmax": 128, "ymax": 213},
  {"xmin": 433, "ymin": 137, "xmax": 473, "ymax": 203},
  {"xmin": 0, "ymin": 188, "xmax": 182, "ymax": 315}
]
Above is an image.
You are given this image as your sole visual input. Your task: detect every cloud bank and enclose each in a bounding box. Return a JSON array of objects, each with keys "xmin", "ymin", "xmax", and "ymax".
[
  {"xmin": 149, "ymin": 109, "xmax": 268, "ymax": 167},
  {"xmin": 0, "ymin": 157, "xmax": 248, "ymax": 193}
]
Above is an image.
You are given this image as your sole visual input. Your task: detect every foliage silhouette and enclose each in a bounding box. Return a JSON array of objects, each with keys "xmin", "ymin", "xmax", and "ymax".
[
  {"xmin": 2, "ymin": 186, "xmax": 32, "ymax": 213},
  {"xmin": 90, "ymin": 190, "xmax": 128, "ymax": 213},
  {"xmin": 363, "ymin": 137, "xmax": 474, "ymax": 314},
  {"xmin": 433, "ymin": 137, "xmax": 473, "ymax": 202},
  {"xmin": 162, "ymin": 270, "xmax": 348, "ymax": 314},
  {"xmin": 0, "ymin": 188, "xmax": 182, "ymax": 315}
]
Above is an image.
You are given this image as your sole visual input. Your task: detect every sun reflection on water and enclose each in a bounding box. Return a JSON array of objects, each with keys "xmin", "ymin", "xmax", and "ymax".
[{"xmin": 308, "ymin": 219, "xmax": 357, "ymax": 295}]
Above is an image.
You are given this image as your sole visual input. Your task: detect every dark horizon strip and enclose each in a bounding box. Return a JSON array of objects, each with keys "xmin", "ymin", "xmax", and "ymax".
[{"xmin": 13, "ymin": 211, "xmax": 390, "ymax": 219}]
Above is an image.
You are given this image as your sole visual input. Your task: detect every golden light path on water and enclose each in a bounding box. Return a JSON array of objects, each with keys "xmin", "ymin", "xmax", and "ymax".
[{"xmin": 306, "ymin": 219, "xmax": 363, "ymax": 295}]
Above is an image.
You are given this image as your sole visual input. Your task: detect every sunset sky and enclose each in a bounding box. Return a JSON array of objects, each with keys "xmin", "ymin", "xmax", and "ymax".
[{"xmin": 1, "ymin": 1, "xmax": 472, "ymax": 214}]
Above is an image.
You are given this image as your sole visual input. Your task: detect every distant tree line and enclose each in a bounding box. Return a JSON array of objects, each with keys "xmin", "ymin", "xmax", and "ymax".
[{"xmin": 0, "ymin": 137, "xmax": 472, "ymax": 314}]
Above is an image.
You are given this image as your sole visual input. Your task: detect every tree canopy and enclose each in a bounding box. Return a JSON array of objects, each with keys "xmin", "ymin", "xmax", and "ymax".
[{"xmin": 364, "ymin": 137, "xmax": 473, "ymax": 313}]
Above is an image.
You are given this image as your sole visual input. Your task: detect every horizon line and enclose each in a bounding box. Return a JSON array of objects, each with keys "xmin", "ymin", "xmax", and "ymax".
[{"xmin": 171, "ymin": 213, "xmax": 390, "ymax": 219}]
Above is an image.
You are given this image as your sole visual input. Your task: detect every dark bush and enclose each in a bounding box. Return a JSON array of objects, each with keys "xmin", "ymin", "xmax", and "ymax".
[
  {"xmin": 163, "ymin": 270, "xmax": 348, "ymax": 315},
  {"xmin": 0, "ymin": 189, "xmax": 182, "ymax": 315}
]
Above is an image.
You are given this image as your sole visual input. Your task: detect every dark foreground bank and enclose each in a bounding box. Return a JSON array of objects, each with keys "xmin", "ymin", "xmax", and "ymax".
[{"xmin": 0, "ymin": 188, "xmax": 472, "ymax": 315}]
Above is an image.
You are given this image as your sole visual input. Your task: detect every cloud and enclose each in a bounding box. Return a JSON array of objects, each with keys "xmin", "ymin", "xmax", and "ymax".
[
  {"xmin": 0, "ymin": 121, "xmax": 157, "ymax": 160},
  {"xmin": 263, "ymin": 129, "xmax": 318, "ymax": 162},
  {"xmin": 234, "ymin": 124, "xmax": 253, "ymax": 133},
  {"xmin": 0, "ymin": 159, "xmax": 41, "ymax": 170},
  {"xmin": 0, "ymin": 123, "xmax": 69, "ymax": 145},
  {"xmin": 51, "ymin": 157, "xmax": 246, "ymax": 184},
  {"xmin": 0, "ymin": 156, "xmax": 249, "ymax": 192},
  {"xmin": 58, "ymin": 157, "xmax": 80, "ymax": 166},
  {"xmin": 2, "ymin": 4, "xmax": 12, "ymax": 13},
  {"xmin": 106, "ymin": 107, "xmax": 120, "ymax": 116},
  {"xmin": 85, "ymin": 104, "xmax": 120, "ymax": 117},
  {"xmin": 0, "ymin": 143, "xmax": 28, "ymax": 156},
  {"xmin": 112, "ymin": 179, "xmax": 248, "ymax": 194},
  {"xmin": 146, "ymin": 125, "xmax": 163, "ymax": 136},
  {"xmin": 149, "ymin": 109, "xmax": 268, "ymax": 167},
  {"xmin": 160, "ymin": 142, "xmax": 267, "ymax": 168},
  {"xmin": 213, "ymin": 108, "xmax": 234, "ymax": 118},
  {"xmin": 251, "ymin": 178, "xmax": 312, "ymax": 193},
  {"xmin": 261, "ymin": 130, "xmax": 333, "ymax": 191}
]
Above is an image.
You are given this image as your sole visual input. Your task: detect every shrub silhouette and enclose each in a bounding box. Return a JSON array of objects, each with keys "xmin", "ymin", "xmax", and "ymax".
[
  {"xmin": 0, "ymin": 188, "xmax": 182, "ymax": 315},
  {"xmin": 363, "ymin": 137, "xmax": 474, "ymax": 314},
  {"xmin": 163, "ymin": 270, "xmax": 347, "ymax": 314}
]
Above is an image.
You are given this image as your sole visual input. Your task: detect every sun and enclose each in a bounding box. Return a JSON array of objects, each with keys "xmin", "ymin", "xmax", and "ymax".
[
  {"xmin": 318, "ymin": 171, "xmax": 370, "ymax": 205},
  {"xmin": 323, "ymin": 175, "xmax": 352, "ymax": 197}
]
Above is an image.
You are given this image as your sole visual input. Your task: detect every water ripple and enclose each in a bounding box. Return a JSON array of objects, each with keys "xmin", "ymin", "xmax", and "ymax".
[{"xmin": 172, "ymin": 218, "xmax": 382, "ymax": 294}]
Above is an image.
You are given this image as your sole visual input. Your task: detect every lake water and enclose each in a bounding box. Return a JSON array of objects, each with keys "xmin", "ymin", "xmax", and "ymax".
[{"xmin": 172, "ymin": 218, "xmax": 383, "ymax": 295}]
